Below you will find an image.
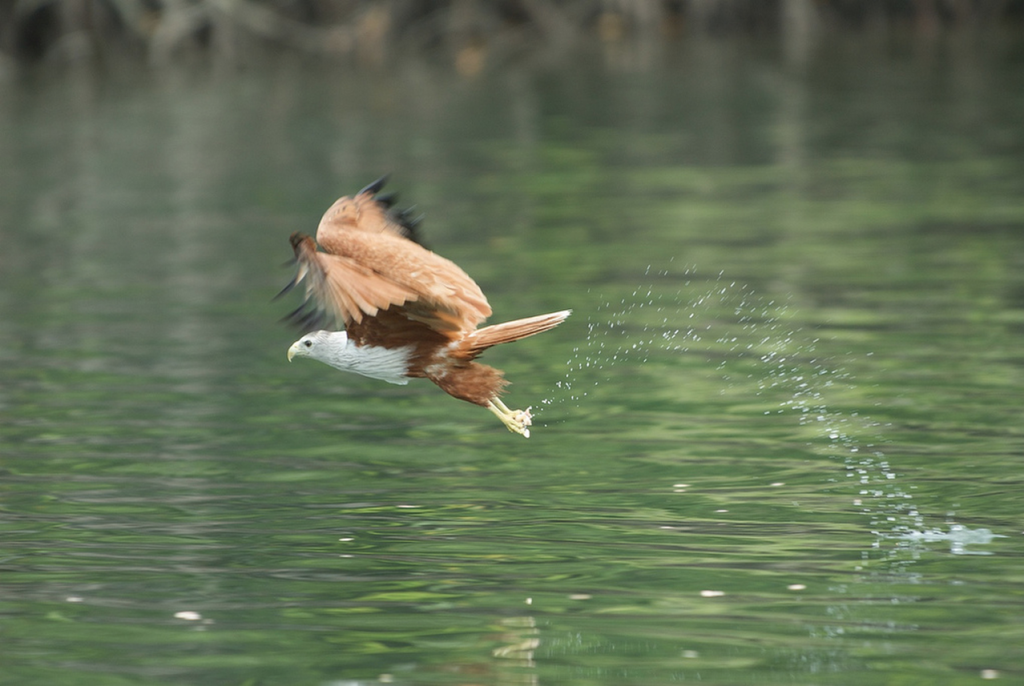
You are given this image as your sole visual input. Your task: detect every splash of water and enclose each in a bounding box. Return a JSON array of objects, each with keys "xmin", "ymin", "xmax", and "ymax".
[
  {"xmin": 538, "ymin": 265, "xmax": 996, "ymax": 562},
  {"xmin": 540, "ymin": 265, "xmax": 740, "ymax": 407}
]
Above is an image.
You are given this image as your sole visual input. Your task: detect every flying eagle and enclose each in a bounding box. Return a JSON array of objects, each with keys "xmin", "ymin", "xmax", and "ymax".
[{"xmin": 279, "ymin": 176, "xmax": 571, "ymax": 438}]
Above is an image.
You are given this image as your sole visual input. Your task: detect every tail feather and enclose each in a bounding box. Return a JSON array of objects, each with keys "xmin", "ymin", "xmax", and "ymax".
[{"xmin": 460, "ymin": 309, "xmax": 571, "ymax": 359}]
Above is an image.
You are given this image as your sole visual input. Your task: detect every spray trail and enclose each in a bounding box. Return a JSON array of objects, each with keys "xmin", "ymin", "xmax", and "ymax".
[{"xmin": 540, "ymin": 266, "xmax": 990, "ymax": 560}]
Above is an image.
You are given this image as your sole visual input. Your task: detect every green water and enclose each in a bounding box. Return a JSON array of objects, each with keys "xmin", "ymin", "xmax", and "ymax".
[{"xmin": 2, "ymin": 38, "xmax": 1024, "ymax": 685}]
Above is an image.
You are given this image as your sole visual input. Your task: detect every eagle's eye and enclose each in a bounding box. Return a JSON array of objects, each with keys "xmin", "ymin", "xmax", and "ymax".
[{"xmin": 304, "ymin": 340, "xmax": 313, "ymax": 348}]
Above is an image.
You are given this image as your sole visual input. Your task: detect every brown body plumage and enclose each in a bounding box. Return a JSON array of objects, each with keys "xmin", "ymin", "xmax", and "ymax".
[{"xmin": 281, "ymin": 176, "xmax": 570, "ymax": 436}]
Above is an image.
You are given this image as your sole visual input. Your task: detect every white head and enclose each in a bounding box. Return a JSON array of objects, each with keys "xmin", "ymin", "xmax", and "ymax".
[
  {"xmin": 287, "ymin": 330, "xmax": 347, "ymax": 363},
  {"xmin": 286, "ymin": 329, "xmax": 411, "ymax": 385}
]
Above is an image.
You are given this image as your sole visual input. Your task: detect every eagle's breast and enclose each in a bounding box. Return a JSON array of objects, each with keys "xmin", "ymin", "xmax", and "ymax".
[{"xmin": 314, "ymin": 331, "xmax": 414, "ymax": 386}]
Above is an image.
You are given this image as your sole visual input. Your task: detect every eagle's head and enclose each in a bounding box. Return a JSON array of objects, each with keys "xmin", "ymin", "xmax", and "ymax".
[{"xmin": 287, "ymin": 330, "xmax": 345, "ymax": 362}]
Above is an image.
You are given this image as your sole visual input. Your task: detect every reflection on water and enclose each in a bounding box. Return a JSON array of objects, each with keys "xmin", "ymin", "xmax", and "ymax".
[{"xmin": 2, "ymin": 35, "xmax": 1024, "ymax": 686}]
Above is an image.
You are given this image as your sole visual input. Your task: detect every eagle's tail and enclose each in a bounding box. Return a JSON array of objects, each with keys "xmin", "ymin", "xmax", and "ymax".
[{"xmin": 459, "ymin": 310, "xmax": 571, "ymax": 359}]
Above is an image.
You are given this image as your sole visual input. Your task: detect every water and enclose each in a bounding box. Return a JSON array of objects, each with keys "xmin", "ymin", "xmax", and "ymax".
[{"xmin": 2, "ymin": 37, "xmax": 1024, "ymax": 685}]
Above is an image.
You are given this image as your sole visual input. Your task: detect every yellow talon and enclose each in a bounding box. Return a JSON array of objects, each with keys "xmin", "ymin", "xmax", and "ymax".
[{"xmin": 487, "ymin": 398, "xmax": 533, "ymax": 438}]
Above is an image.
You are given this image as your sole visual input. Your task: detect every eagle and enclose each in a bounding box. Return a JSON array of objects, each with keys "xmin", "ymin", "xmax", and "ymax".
[{"xmin": 279, "ymin": 176, "xmax": 571, "ymax": 438}]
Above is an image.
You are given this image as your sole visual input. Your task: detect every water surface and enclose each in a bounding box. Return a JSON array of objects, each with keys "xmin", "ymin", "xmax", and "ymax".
[{"xmin": 2, "ymin": 37, "xmax": 1023, "ymax": 685}]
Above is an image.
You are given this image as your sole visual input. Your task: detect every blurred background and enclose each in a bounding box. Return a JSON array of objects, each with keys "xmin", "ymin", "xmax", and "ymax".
[
  {"xmin": 3, "ymin": 0, "xmax": 1024, "ymax": 69},
  {"xmin": 2, "ymin": 2, "xmax": 1023, "ymax": 686}
]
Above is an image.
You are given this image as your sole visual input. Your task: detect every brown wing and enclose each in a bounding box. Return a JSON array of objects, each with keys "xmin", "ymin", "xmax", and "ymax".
[
  {"xmin": 315, "ymin": 175, "xmax": 425, "ymax": 244},
  {"xmin": 280, "ymin": 232, "xmax": 421, "ymax": 332},
  {"xmin": 280, "ymin": 180, "xmax": 491, "ymax": 336}
]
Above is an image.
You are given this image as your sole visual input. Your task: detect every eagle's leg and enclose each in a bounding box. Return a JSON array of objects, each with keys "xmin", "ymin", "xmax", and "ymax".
[{"xmin": 486, "ymin": 398, "xmax": 533, "ymax": 438}]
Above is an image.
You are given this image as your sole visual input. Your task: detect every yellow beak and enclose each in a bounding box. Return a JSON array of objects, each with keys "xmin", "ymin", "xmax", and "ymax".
[{"xmin": 287, "ymin": 341, "xmax": 300, "ymax": 362}]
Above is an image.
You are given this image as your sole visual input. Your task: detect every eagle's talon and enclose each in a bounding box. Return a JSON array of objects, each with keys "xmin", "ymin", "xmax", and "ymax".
[{"xmin": 488, "ymin": 399, "xmax": 533, "ymax": 438}]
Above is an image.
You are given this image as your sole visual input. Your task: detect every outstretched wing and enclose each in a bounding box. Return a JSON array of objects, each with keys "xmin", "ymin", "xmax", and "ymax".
[
  {"xmin": 317, "ymin": 175, "xmax": 426, "ymax": 246},
  {"xmin": 279, "ymin": 179, "xmax": 491, "ymax": 335}
]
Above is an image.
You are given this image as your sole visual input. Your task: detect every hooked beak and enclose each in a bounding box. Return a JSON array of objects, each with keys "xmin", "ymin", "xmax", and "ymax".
[{"xmin": 287, "ymin": 341, "xmax": 300, "ymax": 362}]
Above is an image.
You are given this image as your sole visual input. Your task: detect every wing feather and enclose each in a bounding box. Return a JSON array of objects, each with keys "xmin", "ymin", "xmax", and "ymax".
[
  {"xmin": 317, "ymin": 176, "xmax": 424, "ymax": 244},
  {"xmin": 283, "ymin": 233, "xmax": 418, "ymax": 329}
]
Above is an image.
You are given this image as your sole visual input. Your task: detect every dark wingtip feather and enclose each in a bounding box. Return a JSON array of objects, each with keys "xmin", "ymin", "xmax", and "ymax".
[
  {"xmin": 391, "ymin": 206, "xmax": 427, "ymax": 247},
  {"xmin": 289, "ymin": 232, "xmax": 311, "ymax": 250},
  {"xmin": 356, "ymin": 176, "xmax": 429, "ymax": 247},
  {"xmin": 280, "ymin": 299, "xmax": 312, "ymax": 322},
  {"xmin": 359, "ymin": 174, "xmax": 390, "ymax": 197},
  {"xmin": 275, "ymin": 233, "xmax": 312, "ymax": 301},
  {"xmin": 277, "ymin": 231, "xmax": 332, "ymax": 332},
  {"xmin": 295, "ymin": 308, "xmax": 326, "ymax": 332},
  {"xmin": 274, "ymin": 278, "xmax": 298, "ymax": 301},
  {"xmin": 280, "ymin": 302, "xmax": 325, "ymax": 333}
]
